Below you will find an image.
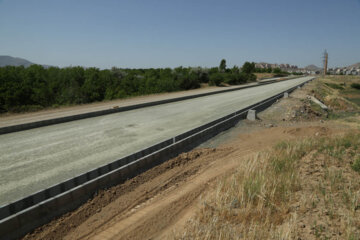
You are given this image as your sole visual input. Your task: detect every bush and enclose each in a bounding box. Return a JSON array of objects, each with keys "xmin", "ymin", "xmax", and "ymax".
[
  {"xmin": 10, "ymin": 105, "xmax": 44, "ymax": 113},
  {"xmin": 241, "ymin": 62, "xmax": 255, "ymax": 74},
  {"xmin": 292, "ymin": 72, "xmax": 303, "ymax": 75},
  {"xmin": 273, "ymin": 73, "xmax": 288, "ymax": 77},
  {"xmin": 0, "ymin": 61, "xmax": 263, "ymax": 113},
  {"xmin": 224, "ymin": 73, "xmax": 242, "ymax": 85},
  {"xmin": 178, "ymin": 73, "xmax": 200, "ymax": 90},
  {"xmin": 352, "ymin": 158, "xmax": 360, "ymax": 173},
  {"xmin": 273, "ymin": 68, "xmax": 282, "ymax": 74},
  {"xmin": 351, "ymin": 83, "xmax": 360, "ymax": 90},
  {"xmin": 209, "ymin": 73, "xmax": 224, "ymax": 86},
  {"xmin": 325, "ymin": 83, "xmax": 344, "ymax": 90},
  {"xmin": 245, "ymin": 73, "xmax": 257, "ymax": 82}
]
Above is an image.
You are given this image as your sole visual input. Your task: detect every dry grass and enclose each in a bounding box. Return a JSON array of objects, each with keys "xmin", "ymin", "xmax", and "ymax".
[
  {"xmin": 175, "ymin": 76, "xmax": 360, "ymax": 239},
  {"xmin": 307, "ymin": 76, "xmax": 360, "ymax": 128},
  {"xmin": 314, "ymin": 76, "xmax": 360, "ymax": 111},
  {"xmin": 255, "ymin": 73, "xmax": 275, "ymax": 80},
  {"xmin": 175, "ymin": 133, "xmax": 360, "ymax": 239}
]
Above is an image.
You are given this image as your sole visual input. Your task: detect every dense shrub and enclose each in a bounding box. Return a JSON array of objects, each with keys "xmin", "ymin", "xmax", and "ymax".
[
  {"xmin": 325, "ymin": 83, "xmax": 344, "ymax": 90},
  {"xmin": 0, "ymin": 60, "xmax": 258, "ymax": 113},
  {"xmin": 209, "ymin": 72, "xmax": 224, "ymax": 86},
  {"xmin": 351, "ymin": 83, "xmax": 360, "ymax": 90}
]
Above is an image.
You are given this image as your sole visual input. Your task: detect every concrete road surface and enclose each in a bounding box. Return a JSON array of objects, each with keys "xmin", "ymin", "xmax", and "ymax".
[{"xmin": 0, "ymin": 76, "xmax": 312, "ymax": 206}]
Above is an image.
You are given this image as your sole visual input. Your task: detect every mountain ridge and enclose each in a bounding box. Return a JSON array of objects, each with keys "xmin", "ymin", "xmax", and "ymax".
[
  {"xmin": 304, "ymin": 64, "xmax": 321, "ymax": 71},
  {"xmin": 347, "ymin": 62, "xmax": 360, "ymax": 69},
  {"xmin": 0, "ymin": 55, "xmax": 34, "ymax": 67}
]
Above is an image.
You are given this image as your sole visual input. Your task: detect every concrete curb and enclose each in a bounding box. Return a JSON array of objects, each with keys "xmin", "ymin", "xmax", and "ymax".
[
  {"xmin": 0, "ymin": 78, "xmax": 314, "ymax": 240},
  {"xmin": 0, "ymin": 79, "xmax": 291, "ymax": 135}
]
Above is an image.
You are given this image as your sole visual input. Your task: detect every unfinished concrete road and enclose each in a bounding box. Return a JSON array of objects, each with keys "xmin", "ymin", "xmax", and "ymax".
[
  {"xmin": 0, "ymin": 77, "xmax": 291, "ymax": 130},
  {"xmin": 0, "ymin": 76, "xmax": 312, "ymax": 206}
]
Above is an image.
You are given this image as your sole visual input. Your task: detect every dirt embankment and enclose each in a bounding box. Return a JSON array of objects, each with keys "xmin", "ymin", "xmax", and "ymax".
[{"xmin": 23, "ymin": 76, "xmax": 360, "ymax": 240}]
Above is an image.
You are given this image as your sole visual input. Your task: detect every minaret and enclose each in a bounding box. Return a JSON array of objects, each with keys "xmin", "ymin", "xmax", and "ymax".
[{"xmin": 323, "ymin": 50, "xmax": 328, "ymax": 75}]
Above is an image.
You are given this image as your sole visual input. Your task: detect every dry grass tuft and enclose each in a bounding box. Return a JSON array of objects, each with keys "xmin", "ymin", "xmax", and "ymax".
[{"xmin": 175, "ymin": 133, "xmax": 360, "ymax": 239}]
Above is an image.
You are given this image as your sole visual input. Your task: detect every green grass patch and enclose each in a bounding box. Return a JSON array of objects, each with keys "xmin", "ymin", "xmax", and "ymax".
[
  {"xmin": 325, "ymin": 82, "xmax": 344, "ymax": 90},
  {"xmin": 309, "ymin": 101, "xmax": 325, "ymax": 114},
  {"xmin": 351, "ymin": 83, "xmax": 360, "ymax": 90},
  {"xmin": 341, "ymin": 87, "xmax": 360, "ymax": 95},
  {"xmin": 346, "ymin": 97, "xmax": 360, "ymax": 106},
  {"xmin": 328, "ymin": 111, "xmax": 358, "ymax": 120},
  {"xmin": 351, "ymin": 158, "xmax": 360, "ymax": 173}
]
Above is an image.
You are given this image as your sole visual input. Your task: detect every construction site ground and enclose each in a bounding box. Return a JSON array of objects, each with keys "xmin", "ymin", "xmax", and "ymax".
[{"xmin": 22, "ymin": 76, "xmax": 360, "ymax": 240}]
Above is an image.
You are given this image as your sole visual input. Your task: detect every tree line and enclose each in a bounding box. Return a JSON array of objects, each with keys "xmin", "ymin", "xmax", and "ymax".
[{"xmin": 0, "ymin": 60, "xmax": 258, "ymax": 113}]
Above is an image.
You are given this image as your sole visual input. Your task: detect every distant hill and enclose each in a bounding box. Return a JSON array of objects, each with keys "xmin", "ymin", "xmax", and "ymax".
[
  {"xmin": 0, "ymin": 55, "xmax": 35, "ymax": 67},
  {"xmin": 304, "ymin": 65, "xmax": 321, "ymax": 71},
  {"xmin": 0, "ymin": 55, "xmax": 53, "ymax": 68}
]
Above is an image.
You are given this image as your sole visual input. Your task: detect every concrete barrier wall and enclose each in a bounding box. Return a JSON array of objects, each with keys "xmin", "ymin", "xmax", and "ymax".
[
  {"xmin": 0, "ymin": 138, "xmax": 174, "ymax": 221},
  {"xmin": 0, "ymin": 78, "xmax": 314, "ymax": 240},
  {"xmin": 0, "ymin": 79, "xmax": 283, "ymax": 135}
]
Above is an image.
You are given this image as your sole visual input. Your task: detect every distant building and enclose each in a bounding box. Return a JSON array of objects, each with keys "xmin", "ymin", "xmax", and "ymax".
[{"xmin": 255, "ymin": 62, "xmax": 300, "ymax": 72}]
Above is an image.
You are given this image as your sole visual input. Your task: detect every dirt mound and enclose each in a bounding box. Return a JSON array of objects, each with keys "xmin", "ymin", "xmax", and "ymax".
[
  {"xmin": 292, "ymin": 99, "xmax": 327, "ymax": 120},
  {"xmin": 167, "ymin": 148, "xmax": 215, "ymax": 168},
  {"xmin": 259, "ymin": 83, "xmax": 327, "ymax": 122}
]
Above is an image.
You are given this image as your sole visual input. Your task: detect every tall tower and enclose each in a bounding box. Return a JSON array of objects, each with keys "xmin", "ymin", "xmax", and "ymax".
[{"xmin": 323, "ymin": 50, "xmax": 328, "ymax": 75}]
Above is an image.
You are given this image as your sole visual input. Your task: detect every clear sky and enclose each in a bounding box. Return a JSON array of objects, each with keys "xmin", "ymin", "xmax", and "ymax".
[{"xmin": 1, "ymin": 0, "xmax": 359, "ymax": 69}]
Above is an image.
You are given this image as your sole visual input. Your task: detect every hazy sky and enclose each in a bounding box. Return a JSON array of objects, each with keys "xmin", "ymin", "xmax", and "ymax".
[{"xmin": 1, "ymin": 0, "xmax": 359, "ymax": 69}]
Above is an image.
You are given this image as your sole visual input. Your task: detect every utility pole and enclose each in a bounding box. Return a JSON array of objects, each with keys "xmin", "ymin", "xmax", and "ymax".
[{"xmin": 323, "ymin": 50, "xmax": 328, "ymax": 76}]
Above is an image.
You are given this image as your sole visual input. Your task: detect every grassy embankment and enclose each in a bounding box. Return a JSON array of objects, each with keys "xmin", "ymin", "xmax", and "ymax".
[
  {"xmin": 177, "ymin": 75, "xmax": 360, "ymax": 239},
  {"xmin": 313, "ymin": 75, "xmax": 360, "ymax": 120}
]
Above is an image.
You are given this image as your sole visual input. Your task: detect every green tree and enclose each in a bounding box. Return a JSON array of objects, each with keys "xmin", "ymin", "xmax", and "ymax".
[
  {"xmin": 209, "ymin": 72, "xmax": 224, "ymax": 86},
  {"xmin": 231, "ymin": 65, "xmax": 240, "ymax": 74},
  {"xmin": 241, "ymin": 62, "xmax": 255, "ymax": 74},
  {"xmin": 273, "ymin": 68, "xmax": 282, "ymax": 74},
  {"xmin": 82, "ymin": 68, "xmax": 105, "ymax": 102},
  {"xmin": 219, "ymin": 59, "xmax": 226, "ymax": 72}
]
